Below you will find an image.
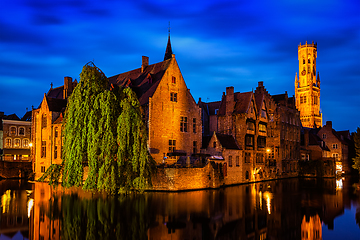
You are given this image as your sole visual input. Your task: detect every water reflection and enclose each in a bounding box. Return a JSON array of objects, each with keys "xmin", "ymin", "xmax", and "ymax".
[{"xmin": 1, "ymin": 177, "xmax": 360, "ymax": 240}]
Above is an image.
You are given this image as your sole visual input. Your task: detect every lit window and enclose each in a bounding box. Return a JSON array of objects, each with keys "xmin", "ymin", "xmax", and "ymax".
[
  {"xmin": 23, "ymin": 139, "xmax": 29, "ymax": 148},
  {"xmin": 180, "ymin": 117, "xmax": 187, "ymax": 132},
  {"xmin": 55, "ymin": 128, "xmax": 58, "ymax": 138},
  {"xmin": 10, "ymin": 127, "xmax": 16, "ymax": 135},
  {"xmin": 19, "ymin": 127, "xmax": 25, "ymax": 136},
  {"xmin": 170, "ymin": 92, "xmax": 177, "ymax": 102},
  {"xmin": 259, "ymin": 123, "xmax": 266, "ymax": 133},
  {"xmin": 5, "ymin": 138, "xmax": 12, "ymax": 148},
  {"xmin": 14, "ymin": 139, "xmax": 21, "ymax": 148}
]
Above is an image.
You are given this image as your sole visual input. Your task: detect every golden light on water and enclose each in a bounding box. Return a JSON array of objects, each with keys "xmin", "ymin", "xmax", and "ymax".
[
  {"xmin": 263, "ymin": 191, "xmax": 273, "ymax": 215},
  {"xmin": 27, "ymin": 198, "xmax": 34, "ymax": 218},
  {"xmin": 1, "ymin": 190, "xmax": 11, "ymax": 214}
]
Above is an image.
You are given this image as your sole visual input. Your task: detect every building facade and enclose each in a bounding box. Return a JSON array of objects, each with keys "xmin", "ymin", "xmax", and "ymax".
[
  {"xmin": 108, "ymin": 36, "xmax": 202, "ymax": 164},
  {"xmin": 295, "ymin": 41, "xmax": 322, "ymax": 128},
  {"xmin": 32, "ymin": 77, "xmax": 75, "ymax": 180},
  {"xmin": 1, "ymin": 114, "xmax": 31, "ymax": 162}
]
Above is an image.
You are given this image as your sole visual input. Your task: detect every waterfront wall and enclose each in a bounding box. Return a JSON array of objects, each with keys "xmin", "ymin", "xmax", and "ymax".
[{"xmin": 0, "ymin": 161, "xmax": 32, "ymax": 179}]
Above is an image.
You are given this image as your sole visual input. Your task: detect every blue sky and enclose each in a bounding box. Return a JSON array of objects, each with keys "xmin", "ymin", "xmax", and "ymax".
[{"xmin": 1, "ymin": 0, "xmax": 359, "ymax": 132}]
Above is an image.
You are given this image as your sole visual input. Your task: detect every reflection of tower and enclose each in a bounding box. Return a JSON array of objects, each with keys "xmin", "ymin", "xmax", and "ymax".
[
  {"xmin": 301, "ymin": 214, "xmax": 322, "ymax": 240},
  {"xmin": 295, "ymin": 41, "xmax": 322, "ymax": 128}
]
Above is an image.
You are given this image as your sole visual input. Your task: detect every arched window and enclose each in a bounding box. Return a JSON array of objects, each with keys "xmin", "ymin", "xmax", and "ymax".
[
  {"xmin": 23, "ymin": 139, "xmax": 29, "ymax": 148},
  {"xmin": 19, "ymin": 127, "xmax": 25, "ymax": 136},
  {"xmin": 10, "ymin": 126, "xmax": 16, "ymax": 135},
  {"xmin": 5, "ymin": 138, "xmax": 12, "ymax": 148},
  {"xmin": 14, "ymin": 138, "xmax": 21, "ymax": 148}
]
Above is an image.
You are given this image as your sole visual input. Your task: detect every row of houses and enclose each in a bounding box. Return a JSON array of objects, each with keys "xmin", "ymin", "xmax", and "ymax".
[{"xmin": 1, "ymin": 37, "xmax": 353, "ymax": 186}]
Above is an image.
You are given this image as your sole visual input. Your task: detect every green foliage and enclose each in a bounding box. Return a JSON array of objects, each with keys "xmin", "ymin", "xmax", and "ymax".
[
  {"xmin": 38, "ymin": 164, "xmax": 63, "ymax": 185},
  {"xmin": 352, "ymin": 127, "xmax": 360, "ymax": 172},
  {"xmin": 60, "ymin": 62, "xmax": 154, "ymax": 193}
]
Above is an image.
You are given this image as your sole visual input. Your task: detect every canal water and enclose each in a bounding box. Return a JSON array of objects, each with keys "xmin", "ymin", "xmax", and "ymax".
[{"xmin": 1, "ymin": 177, "xmax": 359, "ymax": 240}]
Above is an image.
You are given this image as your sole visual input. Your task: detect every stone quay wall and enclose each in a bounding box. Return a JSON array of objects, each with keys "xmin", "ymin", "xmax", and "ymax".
[{"xmin": 0, "ymin": 161, "xmax": 33, "ymax": 179}]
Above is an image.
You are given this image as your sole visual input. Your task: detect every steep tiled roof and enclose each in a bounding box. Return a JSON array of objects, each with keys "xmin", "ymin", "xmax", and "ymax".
[
  {"xmin": 46, "ymin": 97, "xmax": 67, "ymax": 112},
  {"xmin": 233, "ymin": 92, "xmax": 253, "ymax": 114},
  {"xmin": 2, "ymin": 114, "xmax": 20, "ymax": 120},
  {"xmin": 216, "ymin": 133, "xmax": 241, "ymax": 150},
  {"xmin": 108, "ymin": 58, "xmax": 172, "ymax": 105},
  {"xmin": 218, "ymin": 91, "xmax": 253, "ymax": 116},
  {"xmin": 272, "ymin": 93, "xmax": 286, "ymax": 103},
  {"xmin": 47, "ymin": 86, "xmax": 64, "ymax": 99},
  {"xmin": 21, "ymin": 111, "xmax": 32, "ymax": 121}
]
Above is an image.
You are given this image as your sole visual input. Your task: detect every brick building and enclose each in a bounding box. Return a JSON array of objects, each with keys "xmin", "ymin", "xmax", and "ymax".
[
  {"xmin": 316, "ymin": 121, "xmax": 351, "ymax": 174},
  {"xmin": 32, "ymin": 77, "xmax": 76, "ymax": 179},
  {"xmin": 108, "ymin": 36, "xmax": 202, "ymax": 164},
  {"xmin": 1, "ymin": 112, "xmax": 32, "ymax": 162}
]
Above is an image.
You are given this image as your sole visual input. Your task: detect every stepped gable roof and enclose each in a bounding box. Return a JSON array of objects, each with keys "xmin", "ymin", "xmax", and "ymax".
[
  {"xmin": 254, "ymin": 91, "xmax": 264, "ymax": 115},
  {"xmin": 3, "ymin": 113, "xmax": 20, "ymax": 120},
  {"xmin": 108, "ymin": 58, "xmax": 172, "ymax": 105},
  {"xmin": 21, "ymin": 111, "xmax": 32, "ymax": 121},
  {"xmin": 216, "ymin": 133, "xmax": 241, "ymax": 150},
  {"xmin": 46, "ymin": 97, "xmax": 67, "ymax": 112}
]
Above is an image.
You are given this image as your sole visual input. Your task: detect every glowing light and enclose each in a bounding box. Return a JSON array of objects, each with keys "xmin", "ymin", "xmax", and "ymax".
[
  {"xmin": 263, "ymin": 191, "xmax": 273, "ymax": 214},
  {"xmin": 27, "ymin": 198, "xmax": 34, "ymax": 218},
  {"xmin": 1, "ymin": 190, "xmax": 11, "ymax": 214},
  {"xmin": 336, "ymin": 179, "xmax": 343, "ymax": 190},
  {"xmin": 29, "ymin": 142, "xmax": 33, "ymax": 147}
]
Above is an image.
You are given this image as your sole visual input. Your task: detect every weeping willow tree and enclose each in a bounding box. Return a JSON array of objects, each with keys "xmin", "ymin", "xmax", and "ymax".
[{"xmin": 58, "ymin": 62, "xmax": 155, "ymax": 192}]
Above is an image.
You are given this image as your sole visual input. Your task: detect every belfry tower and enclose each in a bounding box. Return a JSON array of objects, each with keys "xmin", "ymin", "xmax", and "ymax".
[{"xmin": 295, "ymin": 41, "xmax": 322, "ymax": 128}]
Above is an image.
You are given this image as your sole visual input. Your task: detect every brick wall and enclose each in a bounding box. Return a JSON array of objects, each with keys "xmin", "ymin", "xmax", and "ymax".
[{"xmin": 0, "ymin": 161, "xmax": 32, "ymax": 179}]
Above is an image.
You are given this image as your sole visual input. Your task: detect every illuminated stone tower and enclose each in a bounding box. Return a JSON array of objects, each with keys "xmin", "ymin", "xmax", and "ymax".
[{"xmin": 295, "ymin": 41, "xmax": 322, "ymax": 128}]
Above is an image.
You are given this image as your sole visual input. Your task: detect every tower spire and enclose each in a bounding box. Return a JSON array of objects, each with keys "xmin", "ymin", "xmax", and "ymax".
[{"xmin": 164, "ymin": 22, "xmax": 173, "ymax": 61}]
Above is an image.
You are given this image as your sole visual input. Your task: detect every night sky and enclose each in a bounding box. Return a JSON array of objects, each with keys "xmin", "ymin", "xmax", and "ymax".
[{"xmin": 1, "ymin": 0, "xmax": 359, "ymax": 132}]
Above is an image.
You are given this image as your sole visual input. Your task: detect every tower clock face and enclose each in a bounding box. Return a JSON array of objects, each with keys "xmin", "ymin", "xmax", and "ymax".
[{"xmin": 301, "ymin": 70, "xmax": 306, "ymax": 76}]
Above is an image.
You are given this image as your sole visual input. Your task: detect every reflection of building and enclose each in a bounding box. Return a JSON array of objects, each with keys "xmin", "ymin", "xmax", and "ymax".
[
  {"xmin": 301, "ymin": 214, "xmax": 322, "ymax": 240},
  {"xmin": 295, "ymin": 41, "xmax": 322, "ymax": 128},
  {"xmin": 1, "ymin": 112, "xmax": 32, "ymax": 161},
  {"xmin": 0, "ymin": 180, "xmax": 33, "ymax": 239},
  {"xmin": 32, "ymin": 77, "xmax": 75, "ymax": 180}
]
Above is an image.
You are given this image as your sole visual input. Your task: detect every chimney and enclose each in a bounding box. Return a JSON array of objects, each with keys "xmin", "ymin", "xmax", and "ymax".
[
  {"xmin": 63, "ymin": 76, "xmax": 73, "ymax": 99},
  {"xmin": 226, "ymin": 86, "xmax": 234, "ymax": 115},
  {"xmin": 258, "ymin": 81, "xmax": 263, "ymax": 88},
  {"xmin": 326, "ymin": 121, "xmax": 332, "ymax": 128},
  {"xmin": 141, "ymin": 56, "xmax": 149, "ymax": 73}
]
